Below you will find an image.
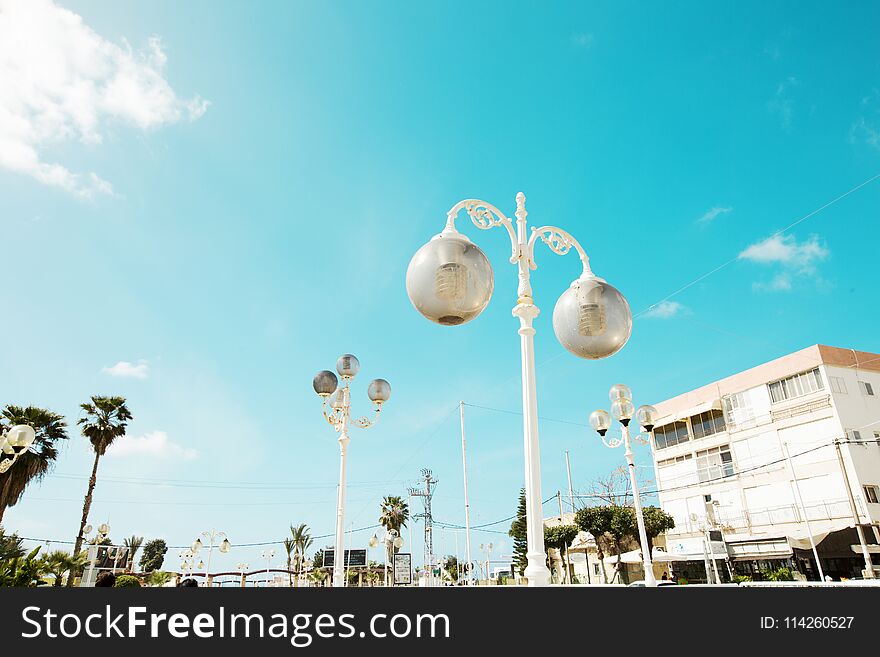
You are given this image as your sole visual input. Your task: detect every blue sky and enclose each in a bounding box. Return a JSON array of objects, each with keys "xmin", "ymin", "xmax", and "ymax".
[{"xmin": 2, "ymin": 0, "xmax": 879, "ymax": 576}]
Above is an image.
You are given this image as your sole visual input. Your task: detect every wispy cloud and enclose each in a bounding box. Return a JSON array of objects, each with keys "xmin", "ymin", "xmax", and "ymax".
[
  {"xmin": 768, "ymin": 76, "xmax": 798, "ymax": 130},
  {"xmin": 102, "ymin": 359, "xmax": 149, "ymax": 379},
  {"xmin": 697, "ymin": 206, "xmax": 732, "ymax": 225},
  {"xmin": 571, "ymin": 33, "xmax": 594, "ymax": 48},
  {"xmin": 0, "ymin": 0, "xmax": 208, "ymax": 198},
  {"xmin": 851, "ymin": 90, "xmax": 880, "ymax": 151},
  {"xmin": 643, "ymin": 300, "xmax": 685, "ymax": 319},
  {"xmin": 739, "ymin": 233, "xmax": 829, "ymax": 291},
  {"xmin": 106, "ymin": 430, "xmax": 197, "ymax": 460}
]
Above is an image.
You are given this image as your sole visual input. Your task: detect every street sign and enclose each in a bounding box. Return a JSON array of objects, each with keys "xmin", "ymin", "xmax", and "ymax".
[
  {"xmin": 324, "ymin": 549, "xmax": 367, "ymax": 568},
  {"xmin": 393, "ymin": 553, "xmax": 412, "ymax": 585}
]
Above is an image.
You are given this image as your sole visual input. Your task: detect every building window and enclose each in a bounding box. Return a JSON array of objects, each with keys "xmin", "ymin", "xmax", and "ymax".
[
  {"xmin": 653, "ymin": 421, "xmax": 690, "ymax": 450},
  {"xmin": 858, "ymin": 381, "xmax": 875, "ymax": 397},
  {"xmin": 829, "ymin": 377, "xmax": 847, "ymax": 394},
  {"xmin": 593, "ymin": 563, "xmax": 600, "ymax": 576},
  {"xmin": 768, "ymin": 368, "xmax": 824, "ymax": 403},
  {"xmin": 846, "ymin": 429, "xmax": 863, "ymax": 442},
  {"xmin": 865, "ymin": 485, "xmax": 880, "ymax": 504},
  {"xmin": 696, "ymin": 445, "xmax": 734, "ymax": 482},
  {"xmin": 691, "ymin": 409, "xmax": 726, "ymax": 439}
]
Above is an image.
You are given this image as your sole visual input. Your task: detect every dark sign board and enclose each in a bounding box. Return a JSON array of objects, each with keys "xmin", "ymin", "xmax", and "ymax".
[{"xmin": 324, "ymin": 549, "xmax": 367, "ymax": 568}]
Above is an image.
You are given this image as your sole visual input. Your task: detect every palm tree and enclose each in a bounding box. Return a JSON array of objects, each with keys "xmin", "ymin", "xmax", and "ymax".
[
  {"xmin": 379, "ymin": 496, "xmax": 409, "ymax": 554},
  {"xmin": 68, "ymin": 396, "xmax": 132, "ymax": 586},
  {"xmin": 123, "ymin": 535, "xmax": 144, "ymax": 572},
  {"xmin": 290, "ymin": 523, "xmax": 312, "ymax": 588},
  {"xmin": 0, "ymin": 406, "xmax": 68, "ymax": 524},
  {"xmin": 282, "ymin": 537, "xmax": 295, "ymax": 586},
  {"xmin": 40, "ymin": 549, "xmax": 88, "ymax": 587}
]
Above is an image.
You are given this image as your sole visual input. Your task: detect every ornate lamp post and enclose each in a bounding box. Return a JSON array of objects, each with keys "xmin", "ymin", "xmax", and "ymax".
[
  {"xmin": 313, "ymin": 354, "xmax": 391, "ymax": 587},
  {"xmin": 479, "ymin": 542, "xmax": 494, "ymax": 583},
  {"xmin": 589, "ymin": 385, "xmax": 658, "ymax": 587},
  {"xmin": 369, "ymin": 529, "xmax": 404, "ymax": 587},
  {"xmin": 0, "ymin": 424, "xmax": 36, "ymax": 473},
  {"xmin": 261, "ymin": 548, "xmax": 276, "ymax": 587},
  {"xmin": 406, "ymin": 193, "xmax": 632, "ymax": 586},
  {"xmin": 191, "ymin": 529, "xmax": 230, "ymax": 587}
]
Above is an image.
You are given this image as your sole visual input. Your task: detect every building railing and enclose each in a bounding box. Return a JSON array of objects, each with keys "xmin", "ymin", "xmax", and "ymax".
[
  {"xmin": 668, "ymin": 498, "xmax": 859, "ymax": 536},
  {"xmin": 725, "ymin": 395, "xmax": 832, "ymax": 433}
]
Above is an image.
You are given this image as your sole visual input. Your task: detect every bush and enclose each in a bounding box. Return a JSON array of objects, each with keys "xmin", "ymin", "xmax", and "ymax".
[
  {"xmin": 760, "ymin": 566, "xmax": 793, "ymax": 582},
  {"xmin": 676, "ymin": 577, "xmax": 688, "ymax": 585},
  {"xmin": 733, "ymin": 574, "xmax": 752, "ymax": 583},
  {"xmin": 114, "ymin": 574, "xmax": 142, "ymax": 588}
]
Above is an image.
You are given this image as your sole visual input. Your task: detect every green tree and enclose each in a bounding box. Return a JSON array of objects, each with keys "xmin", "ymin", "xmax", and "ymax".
[
  {"xmin": 0, "ymin": 406, "xmax": 69, "ymax": 524},
  {"xmin": 442, "ymin": 555, "xmax": 459, "ymax": 583},
  {"xmin": 139, "ymin": 538, "xmax": 167, "ymax": 572},
  {"xmin": 69, "ymin": 396, "xmax": 132, "ymax": 585},
  {"xmin": 40, "ymin": 550, "xmax": 88, "ymax": 587},
  {"xmin": 508, "ymin": 488, "xmax": 528, "ymax": 577},
  {"xmin": 379, "ymin": 497, "xmax": 409, "ymax": 535},
  {"xmin": 0, "ymin": 546, "xmax": 43, "ymax": 587},
  {"xmin": 641, "ymin": 506, "xmax": 675, "ymax": 550},
  {"xmin": 544, "ymin": 524, "xmax": 579, "ymax": 584},
  {"xmin": 575, "ymin": 505, "xmax": 637, "ymax": 583},
  {"xmin": 114, "ymin": 574, "xmax": 141, "ymax": 587},
  {"xmin": 123, "ymin": 535, "xmax": 144, "ymax": 571},
  {"xmin": 146, "ymin": 570, "xmax": 174, "ymax": 586},
  {"xmin": 282, "ymin": 537, "xmax": 295, "ymax": 586},
  {"xmin": 290, "ymin": 523, "xmax": 313, "ymax": 588},
  {"xmin": 0, "ymin": 527, "xmax": 25, "ymax": 561}
]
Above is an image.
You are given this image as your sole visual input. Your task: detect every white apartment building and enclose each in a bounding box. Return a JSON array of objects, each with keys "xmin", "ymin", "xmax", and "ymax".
[{"xmin": 650, "ymin": 344, "xmax": 880, "ymax": 582}]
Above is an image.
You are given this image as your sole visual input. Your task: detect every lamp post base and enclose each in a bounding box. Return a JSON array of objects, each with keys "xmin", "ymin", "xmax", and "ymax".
[{"xmin": 524, "ymin": 554, "xmax": 551, "ymax": 587}]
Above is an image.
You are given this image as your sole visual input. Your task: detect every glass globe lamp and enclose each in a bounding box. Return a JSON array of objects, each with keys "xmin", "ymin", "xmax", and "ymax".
[
  {"xmin": 6, "ymin": 424, "xmax": 36, "ymax": 449},
  {"xmin": 552, "ymin": 277, "xmax": 632, "ymax": 359},
  {"xmin": 219, "ymin": 538, "xmax": 231, "ymax": 553},
  {"xmin": 609, "ymin": 384, "xmax": 632, "ymax": 402},
  {"xmin": 611, "ymin": 398, "xmax": 635, "ymax": 425},
  {"xmin": 589, "ymin": 409, "xmax": 611, "ymax": 435},
  {"xmin": 406, "ymin": 232, "xmax": 494, "ymax": 326},
  {"xmin": 367, "ymin": 378, "xmax": 391, "ymax": 405},
  {"xmin": 636, "ymin": 405, "xmax": 658, "ymax": 432},
  {"xmin": 313, "ymin": 370, "xmax": 338, "ymax": 397},
  {"xmin": 336, "ymin": 354, "xmax": 360, "ymax": 379}
]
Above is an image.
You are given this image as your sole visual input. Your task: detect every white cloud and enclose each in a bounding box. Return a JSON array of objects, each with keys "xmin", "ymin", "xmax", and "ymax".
[
  {"xmin": 768, "ymin": 76, "xmax": 797, "ymax": 130},
  {"xmin": 697, "ymin": 206, "xmax": 732, "ymax": 225},
  {"xmin": 643, "ymin": 300, "xmax": 685, "ymax": 319},
  {"xmin": 102, "ymin": 359, "xmax": 149, "ymax": 379},
  {"xmin": 739, "ymin": 233, "xmax": 829, "ymax": 291},
  {"xmin": 0, "ymin": 0, "xmax": 208, "ymax": 198},
  {"xmin": 106, "ymin": 430, "xmax": 198, "ymax": 460}
]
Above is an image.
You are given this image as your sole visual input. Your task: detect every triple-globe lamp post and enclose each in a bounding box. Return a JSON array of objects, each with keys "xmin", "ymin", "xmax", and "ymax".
[
  {"xmin": 313, "ymin": 355, "xmax": 391, "ymax": 588},
  {"xmin": 191, "ymin": 529, "xmax": 230, "ymax": 587},
  {"xmin": 369, "ymin": 529, "xmax": 404, "ymax": 587},
  {"xmin": 589, "ymin": 385, "xmax": 658, "ymax": 586},
  {"xmin": 406, "ymin": 192, "xmax": 632, "ymax": 585}
]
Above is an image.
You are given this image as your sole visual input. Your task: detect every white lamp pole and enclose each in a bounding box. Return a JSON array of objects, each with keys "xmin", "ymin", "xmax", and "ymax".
[
  {"xmin": 406, "ymin": 193, "xmax": 633, "ymax": 586},
  {"xmin": 590, "ymin": 387, "xmax": 658, "ymax": 587},
  {"xmin": 370, "ymin": 530, "xmax": 403, "ymax": 587},
  {"xmin": 191, "ymin": 529, "xmax": 230, "ymax": 588},
  {"xmin": 261, "ymin": 549, "xmax": 276, "ymax": 587},
  {"xmin": 459, "ymin": 401, "xmax": 474, "ymax": 585},
  {"xmin": 313, "ymin": 356, "xmax": 391, "ymax": 588}
]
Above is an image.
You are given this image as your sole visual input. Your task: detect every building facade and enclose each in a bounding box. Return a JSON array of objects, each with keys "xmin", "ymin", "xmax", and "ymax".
[{"xmin": 650, "ymin": 344, "xmax": 880, "ymax": 581}]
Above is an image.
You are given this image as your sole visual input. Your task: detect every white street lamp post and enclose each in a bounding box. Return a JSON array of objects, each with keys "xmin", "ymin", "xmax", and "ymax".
[
  {"xmin": 313, "ymin": 355, "xmax": 391, "ymax": 588},
  {"xmin": 590, "ymin": 386, "xmax": 658, "ymax": 587},
  {"xmin": 191, "ymin": 529, "xmax": 231, "ymax": 587},
  {"xmin": 262, "ymin": 549, "xmax": 276, "ymax": 587},
  {"xmin": 0, "ymin": 424, "xmax": 37, "ymax": 474},
  {"xmin": 479, "ymin": 542, "xmax": 494, "ymax": 584},
  {"xmin": 369, "ymin": 530, "xmax": 403, "ymax": 587},
  {"xmin": 406, "ymin": 193, "xmax": 632, "ymax": 586}
]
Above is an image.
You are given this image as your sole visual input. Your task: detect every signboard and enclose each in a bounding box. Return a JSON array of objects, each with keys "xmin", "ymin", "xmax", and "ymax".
[
  {"xmin": 393, "ymin": 553, "xmax": 412, "ymax": 585},
  {"xmin": 324, "ymin": 549, "xmax": 367, "ymax": 568}
]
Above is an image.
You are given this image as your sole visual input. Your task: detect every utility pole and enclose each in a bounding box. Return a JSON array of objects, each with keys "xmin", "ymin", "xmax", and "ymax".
[
  {"xmin": 459, "ymin": 402, "xmax": 474, "ymax": 585},
  {"xmin": 782, "ymin": 442, "xmax": 825, "ymax": 581},
  {"xmin": 409, "ymin": 468, "xmax": 439, "ymax": 586},
  {"xmin": 835, "ymin": 438, "xmax": 876, "ymax": 578},
  {"xmin": 565, "ymin": 450, "xmax": 576, "ymax": 514}
]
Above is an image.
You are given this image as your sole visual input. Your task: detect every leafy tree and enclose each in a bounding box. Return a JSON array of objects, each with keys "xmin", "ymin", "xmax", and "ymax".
[
  {"xmin": 69, "ymin": 396, "xmax": 132, "ymax": 585},
  {"xmin": 575, "ymin": 505, "xmax": 637, "ymax": 583},
  {"xmin": 146, "ymin": 570, "xmax": 173, "ymax": 586},
  {"xmin": 114, "ymin": 574, "xmax": 141, "ymax": 587},
  {"xmin": 0, "ymin": 546, "xmax": 43, "ymax": 587},
  {"xmin": 290, "ymin": 523, "xmax": 313, "ymax": 587},
  {"xmin": 508, "ymin": 488, "xmax": 528, "ymax": 576},
  {"xmin": 282, "ymin": 537, "xmax": 295, "ymax": 586},
  {"xmin": 0, "ymin": 406, "xmax": 68, "ymax": 524},
  {"xmin": 0, "ymin": 527, "xmax": 25, "ymax": 561},
  {"xmin": 442, "ymin": 555, "xmax": 459, "ymax": 583},
  {"xmin": 641, "ymin": 506, "xmax": 675, "ymax": 550},
  {"xmin": 40, "ymin": 549, "xmax": 88, "ymax": 587},
  {"xmin": 544, "ymin": 524, "xmax": 579, "ymax": 583},
  {"xmin": 312, "ymin": 548, "xmax": 324, "ymax": 569},
  {"xmin": 379, "ymin": 497, "xmax": 409, "ymax": 534},
  {"xmin": 123, "ymin": 536, "xmax": 144, "ymax": 571},
  {"xmin": 139, "ymin": 538, "xmax": 167, "ymax": 572}
]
